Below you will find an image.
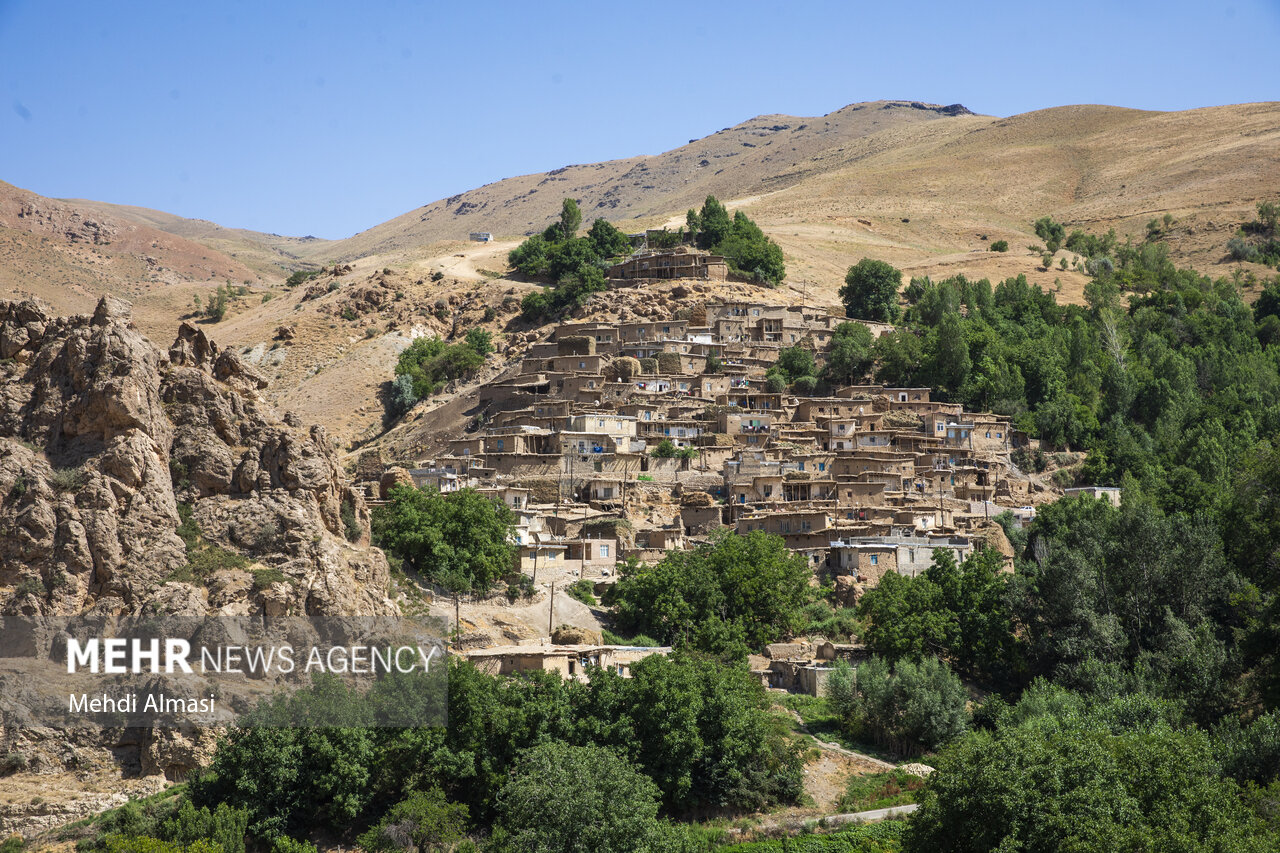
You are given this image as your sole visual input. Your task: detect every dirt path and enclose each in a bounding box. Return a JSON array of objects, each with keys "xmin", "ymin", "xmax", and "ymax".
[{"xmin": 785, "ymin": 708, "xmax": 897, "ymax": 771}]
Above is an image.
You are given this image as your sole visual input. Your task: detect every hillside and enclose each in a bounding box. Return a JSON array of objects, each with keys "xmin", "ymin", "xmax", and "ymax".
[
  {"xmin": 320, "ymin": 100, "xmax": 980, "ymax": 259},
  {"xmin": 1, "ymin": 99, "xmax": 1278, "ymax": 449}
]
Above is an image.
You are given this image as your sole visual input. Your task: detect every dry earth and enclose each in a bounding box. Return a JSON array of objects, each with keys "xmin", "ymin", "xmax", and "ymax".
[{"xmin": 2, "ymin": 100, "xmax": 1278, "ymax": 450}]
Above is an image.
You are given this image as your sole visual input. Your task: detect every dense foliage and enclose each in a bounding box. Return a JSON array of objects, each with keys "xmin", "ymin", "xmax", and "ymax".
[
  {"xmin": 1228, "ymin": 200, "xmax": 1280, "ymax": 267},
  {"xmin": 860, "ymin": 243, "xmax": 1280, "ymax": 512},
  {"xmin": 840, "ymin": 259, "xmax": 902, "ymax": 323},
  {"xmin": 510, "ymin": 198, "xmax": 632, "ymax": 320},
  {"xmin": 490, "ymin": 742, "xmax": 688, "ymax": 853},
  {"xmin": 183, "ymin": 654, "xmax": 800, "ymax": 847},
  {"xmin": 386, "ymin": 329, "xmax": 492, "ymax": 419},
  {"xmin": 608, "ymin": 530, "xmax": 812, "ymax": 656},
  {"xmin": 826, "ymin": 656, "xmax": 969, "ymax": 756},
  {"xmin": 371, "ymin": 485, "xmax": 517, "ymax": 595},
  {"xmin": 685, "ymin": 196, "xmax": 786, "ymax": 285},
  {"xmin": 905, "ymin": 685, "xmax": 1280, "ymax": 852}
]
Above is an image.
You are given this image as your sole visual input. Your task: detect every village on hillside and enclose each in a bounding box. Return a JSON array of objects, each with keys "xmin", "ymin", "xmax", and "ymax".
[{"xmin": 351, "ymin": 248, "xmax": 1108, "ymax": 690}]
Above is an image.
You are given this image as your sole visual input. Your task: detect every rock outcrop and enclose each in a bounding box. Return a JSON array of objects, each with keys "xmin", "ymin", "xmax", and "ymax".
[{"xmin": 0, "ymin": 297, "xmax": 399, "ymax": 781}]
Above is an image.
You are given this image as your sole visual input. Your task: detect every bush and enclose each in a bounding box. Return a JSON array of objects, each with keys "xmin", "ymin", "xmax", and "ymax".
[
  {"xmin": 8, "ymin": 473, "xmax": 27, "ymax": 500},
  {"xmin": 827, "ymin": 656, "xmax": 969, "ymax": 756},
  {"xmin": 15, "ymin": 577, "xmax": 45, "ymax": 599},
  {"xmin": 357, "ymin": 789, "xmax": 466, "ymax": 853},
  {"xmin": 340, "ymin": 501, "xmax": 361, "ymax": 543},
  {"xmin": 285, "ymin": 270, "xmax": 320, "ymax": 288},
  {"xmin": 601, "ymin": 629, "xmax": 661, "ymax": 647},
  {"xmin": 650, "ymin": 438, "xmax": 677, "ymax": 458},
  {"xmin": 0, "ymin": 752, "xmax": 28, "ymax": 775},
  {"xmin": 50, "ymin": 466, "xmax": 87, "ymax": 492},
  {"xmin": 990, "ymin": 240, "xmax": 1009, "ymax": 252},
  {"xmin": 565, "ymin": 579, "xmax": 597, "ymax": 606},
  {"xmin": 1228, "ymin": 235, "xmax": 1261, "ymax": 263},
  {"xmin": 392, "ymin": 334, "xmax": 488, "ymax": 402},
  {"xmin": 250, "ymin": 569, "xmax": 288, "ymax": 591}
]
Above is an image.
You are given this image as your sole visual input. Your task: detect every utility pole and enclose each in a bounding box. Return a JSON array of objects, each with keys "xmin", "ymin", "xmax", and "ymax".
[{"xmin": 548, "ymin": 581, "xmax": 555, "ymax": 636}]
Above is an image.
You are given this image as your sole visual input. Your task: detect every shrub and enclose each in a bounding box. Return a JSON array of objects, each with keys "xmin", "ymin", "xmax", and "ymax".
[
  {"xmin": 340, "ymin": 501, "xmax": 361, "ymax": 543},
  {"xmin": 250, "ymin": 569, "xmax": 289, "ymax": 591},
  {"xmin": 186, "ymin": 546, "xmax": 250, "ymax": 578},
  {"xmin": 7, "ymin": 473, "xmax": 27, "ymax": 500},
  {"xmin": 1228, "ymin": 235, "xmax": 1261, "ymax": 262},
  {"xmin": 601, "ymin": 629, "xmax": 661, "ymax": 647},
  {"xmin": 430, "ymin": 271, "xmax": 445, "ymax": 282},
  {"xmin": 482, "ymin": 306, "xmax": 497, "ymax": 322},
  {"xmin": 650, "ymin": 438, "xmax": 677, "ymax": 458},
  {"xmin": 252, "ymin": 521, "xmax": 279, "ymax": 551},
  {"xmin": 792, "ymin": 375, "xmax": 819, "ymax": 395},
  {"xmin": 363, "ymin": 326, "xmax": 378, "ymax": 339},
  {"xmin": 0, "ymin": 752, "xmax": 28, "ymax": 775},
  {"xmin": 285, "ymin": 270, "xmax": 319, "ymax": 288},
  {"xmin": 50, "ymin": 466, "xmax": 87, "ymax": 492},
  {"xmin": 990, "ymin": 240, "xmax": 1009, "ymax": 252},
  {"xmin": 565, "ymin": 579, "xmax": 597, "ymax": 606},
  {"xmin": 12, "ymin": 577, "xmax": 41, "ymax": 600}
]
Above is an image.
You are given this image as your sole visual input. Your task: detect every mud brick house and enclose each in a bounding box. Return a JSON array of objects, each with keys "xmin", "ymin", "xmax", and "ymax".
[{"xmin": 608, "ymin": 247, "xmax": 728, "ymax": 281}]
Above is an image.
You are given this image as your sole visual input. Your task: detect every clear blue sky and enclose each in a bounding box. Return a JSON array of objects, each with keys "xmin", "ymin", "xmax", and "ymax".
[{"xmin": 2, "ymin": 0, "xmax": 1276, "ymax": 239}]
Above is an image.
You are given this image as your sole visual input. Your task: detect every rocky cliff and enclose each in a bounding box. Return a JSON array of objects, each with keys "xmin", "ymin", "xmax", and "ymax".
[{"xmin": 0, "ymin": 296, "xmax": 399, "ymax": 785}]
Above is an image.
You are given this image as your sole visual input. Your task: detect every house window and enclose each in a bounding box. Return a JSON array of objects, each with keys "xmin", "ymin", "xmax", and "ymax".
[
  {"xmin": 870, "ymin": 555, "xmax": 878, "ymax": 566},
  {"xmin": 529, "ymin": 551, "xmax": 536, "ymax": 560},
  {"xmin": 496, "ymin": 439, "xmax": 505, "ymax": 451},
  {"xmin": 818, "ymin": 462, "xmax": 826, "ymax": 472},
  {"xmin": 600, "ymin": 545, "xmax": 609, "ymax": 557},
  {"xmin": 579, "ymin": 361, "xmax": 586, "ymax": 369}
]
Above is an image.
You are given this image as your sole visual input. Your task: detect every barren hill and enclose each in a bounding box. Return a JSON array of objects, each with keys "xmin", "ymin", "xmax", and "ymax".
[
  {"xmin": 2, "ymin": 99, "xmax": 1278, "ymax": 449},
  {"xmin": 321, "ymin": 100, "xmax": 980, "ymax": 259}
]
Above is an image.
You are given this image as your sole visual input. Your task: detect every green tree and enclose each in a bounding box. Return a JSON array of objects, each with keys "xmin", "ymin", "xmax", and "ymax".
[
  {"xmin": 557, "ymin": 198, "xmax": 582, "ymax": 241},
  {"xmin": 774, "ymin": 345, "xmax": 817, "ymax": 383},
  {"xmin": 870, "ymin": 329, "xmax": 923, "ymax": 386},
  {"xmin": 924, "ymin": 312, "xmax": 970, "ymax": 398},
  {"xmin": 840, "ymin": 259, "xmax": 902, "ymax": 323},
  {"xmin": 823, "ymin": 321, "xmax": 873, "ymax": 386},
  {"xmin": 827, "ymin": 656, "xmax": 969, "ymax": 755},
  {"xmin": 491, "ymin": 742, "xmax": 686, "ymax": 853},
  {"xmin": 692, "ymin": 196, "xmax": 732, "ymax": 249},
  {"xmin": 1034, "ymin": 216, "xmax": 1066, "ymax": 253},
  {"xmin": 372, "ymin": 486, "xmax": 517, "ymax": 594},
  {"xmin": 509, "ymin": 234, "xmax": 550, "ymax": 277},
  {"xmin": 905, "ymin": 688, "xmax": 1280, "ymax": 852},
  {"xmin": 587, "ymin": 217, "xmax": 632, "ymax": 259},
  {"xmin": 357, "ymin": 789, "xmax": 468, "ymax": 853},
  {"xmin": 587, "ymin": 654, "xmax": 804, "ymax": 813},
  {"xmin": 610, "ymin": 530, "xmax": 811, "ymax": 652},
  {"xmin": 649, "ymin": 438, "xmax": 677, "ymax": 458}
]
